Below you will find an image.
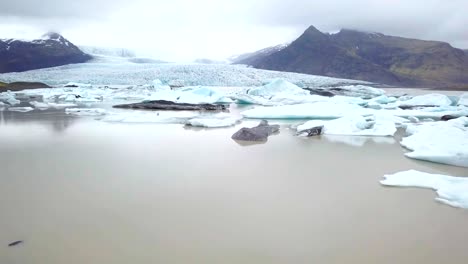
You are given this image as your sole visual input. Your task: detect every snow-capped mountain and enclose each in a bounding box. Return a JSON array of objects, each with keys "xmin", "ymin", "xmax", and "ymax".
[
  {"xmin": 229, "ymin": 43, "xmax": 289, "ymax": 64},
  {"xmin": 0, "ymin": 32, "xmax": 92, "ymax": 73}
]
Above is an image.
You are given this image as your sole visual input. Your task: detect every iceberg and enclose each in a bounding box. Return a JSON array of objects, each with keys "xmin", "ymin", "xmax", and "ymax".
[
  {"xmin": 0, "ymin": 91, "xmax": 20, "ymax": 106},
  {"xmin": 381, "ymin": 170, "xmax": 468, "ymax": 209},
  {"xmin": 323, "ymin": 135, "xmax": 396, "ymax": 147},
  {"xmin": 100, "ymin": 111, "xmax": 199, "ymax": 124},
  {"xmin": 297, "ymin": 115, "xmax": 397, "ymax": 137},
  {"xmin": 65, "ymin": 108, "xmax": 107, "ymax": 116},
  {"xmin": 401, "ymin": 117, "xmax": 468, "ymax": 167},
  {"xmin": 332, "ymin": 85, "xmax": 385, "ymax": 99},
  {"xmin": 186, "ymin": 114, "xmax": 241, "ymax": 128},
  {"xmin": 30, "ymin": 101, "xmax": 77, "ymax": 110},
  {"xmin": 242, "ymin": 102, "xmax": 374, "ymax": 119},
  {"xmin": 399, "ymin": 93, "xmax": 452, "ymax": 107},
  {"xmin": 8, "ymin": 107, "xmax": 34, "ymax": 112},
  {"xmin": 247, "ymin": 79, "xmax": 309, "ymax": 97},
  {"xmin": 458, "ymin": 93, "xmax": 468, "ymax": 106}
]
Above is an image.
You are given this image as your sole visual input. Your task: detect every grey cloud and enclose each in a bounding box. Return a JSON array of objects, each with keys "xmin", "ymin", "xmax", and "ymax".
[
  {"xmin": 0, "ymin": 0, "xmax": 127, "ymax": 19},
  {"xmin": 246, "ymin": 0, "xmax": 468, "ymax": 48}
]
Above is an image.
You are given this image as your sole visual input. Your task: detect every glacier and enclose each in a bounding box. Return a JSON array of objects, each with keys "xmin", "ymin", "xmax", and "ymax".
[
  {"xmin": 381, "ymin": 170, "xmax": 468, "ymax": 209},
  {"xmin": 401, "ymin": 117, "xmax": 468, "ymax": 167}
]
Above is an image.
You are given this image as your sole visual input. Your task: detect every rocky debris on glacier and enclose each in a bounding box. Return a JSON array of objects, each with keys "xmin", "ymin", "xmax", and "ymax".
[
  {"xmin": 232, "ymin": 120, "xmax": 280, "ymax": 142},
  {"xmin": 401, "ymin": 117, "xmax": 468, "ymax": 167},
  {"xmin": 381, "ymin": 170, "xmax": 468, "ymax": 209},
  {"xmin": 113, "ymin": 100, "xmax": 227, "ymax": 111}
]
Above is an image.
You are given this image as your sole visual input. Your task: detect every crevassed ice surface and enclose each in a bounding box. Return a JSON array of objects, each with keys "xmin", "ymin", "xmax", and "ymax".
[
  {"xmin": 0, "ymin": 56, "xmax": 368, "ymax": 87},
  {"xmin": 381, "ymin": 170, "xmax": 468, "ymax": 209}
]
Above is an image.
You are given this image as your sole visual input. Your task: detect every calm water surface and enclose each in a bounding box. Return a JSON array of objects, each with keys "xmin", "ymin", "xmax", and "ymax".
[{"xmin": 1, "ymin": 110, "xmax": 467, "ymax": 264}]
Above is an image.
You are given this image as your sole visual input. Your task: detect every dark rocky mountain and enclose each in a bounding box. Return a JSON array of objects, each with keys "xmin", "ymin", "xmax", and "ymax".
[
  {"xmin": 236, "ymin": 26, "xmax": 468, "ymax": 88},
  {"xmin": 0, "ymin": 32, "xmax": 92, "ymax": 73}
]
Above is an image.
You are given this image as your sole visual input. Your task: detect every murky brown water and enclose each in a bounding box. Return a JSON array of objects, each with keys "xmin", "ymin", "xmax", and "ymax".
[{"xmin": 1, "ymin": 111, "xmax": 467, "ymax": 264}]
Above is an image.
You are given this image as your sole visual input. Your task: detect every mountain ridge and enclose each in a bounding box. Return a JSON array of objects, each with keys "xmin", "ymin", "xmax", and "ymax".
[
  {"xmin": 0, "ymin": 33, "xmax": 92, "ymax": 73},
  {"xmin": 236, "ymin": 26, "xmax": 468, "ymax": 88}
]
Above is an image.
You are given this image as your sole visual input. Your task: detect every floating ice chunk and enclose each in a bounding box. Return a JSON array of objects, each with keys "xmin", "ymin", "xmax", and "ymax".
[
  {"xmin": 30, "ymin": 101, "xmax": 78, "ymax": 110},
  {"xmin": 8, "ymin": 107, "xmax": 34, "ymax": 112},
  {"xmin": 151, "ymin": 79, "xmax": 171, "ymax": 91},
  {"xmin": 0, "ymin": 91, "xmax": 20, "ymax": 105},
  {"xmin": 334, "ymin": 85, "xmax": 385, "ymax": 98},
  {"xmin": 242, "ymin": 102, "xmax": 374, "ymax": 119},
  {"xmin": 381, "ymin": 170, "xmax": 468, "ymax": 209},
  {"xmin": 384, "ymin": 106, "xmax": 468, "ymax": 119},
  {"xmin": 100, "ymin": 111, "xmax": 199, "ymax": 123},
  {"xmin": 368, "ymin": 95, "xmax": 397, "ymax": 105},
  {"xmin": 65, "ymin": 108, "xmax": 107, "ymax": 116},
  {"xmin": 247, "ymin": 79, "xmax": 309, "ymax": 97},
  {"xmin": 297, "ymin": 115, "xmax": 397, "ymax": 137},
  {"xmin": 186, "ymin": 114, "xmax": 241, "ymax": 128},
  {"xmin": 459, "ymin": 93, "xmax": 468, "ymax": 106},
  {"xmin": 401, "ymin": 117, "xmax": 468, "ymax": 167},
  {"xmin": 234, "ymin": 94, "xmax": 273, "ymax": 105},
  {"xmin": 399, "ymin": 93, "xmax": 452, "ymax": 107},
  {"xmin": 323, "ymin": 135, "xmax": 396, "ymax": 147}
]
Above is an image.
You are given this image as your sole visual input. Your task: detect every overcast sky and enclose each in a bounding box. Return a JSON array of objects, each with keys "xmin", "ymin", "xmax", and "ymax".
[{"xmin": 0, "ymin": 0, "xmax": 467, "ymax": 61}]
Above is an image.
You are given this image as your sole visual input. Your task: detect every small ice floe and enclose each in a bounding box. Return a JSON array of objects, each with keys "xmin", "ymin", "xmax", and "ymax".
[
  {"xmin": 458, "ymin": 93, "xmax": 468, "ymax": 106},
  {"xmin": 398, "ymin": 93, "xmax": 453, "ymax": 108},
  {"xmin": 100, "ymin": 111, "xmax": 199, "ymax": 124},
  {"xmin": 8, "ymin": 107, "xmax": 34, "ymax": 112},
  {"xmin": 242, "ymin": 102, "xmax": 374, "ymax": 119},
  {"xmin": 186, "ymin": 114, "xmax": 241, "ymax": 128},
  {"xmin": 297, "ymin": 114, "xmax": 397, "ymax": 137},
  {"xmin": 65, "ymin": 108, "xmax": 107, "ymax": 116},
  {"xmin": 323, "ymin": 135, "xmax": 395, "ymax": 147},
  {"xmin": 30, "ymin": 101, "xmax": 77, "ymax": 110},
  {"xmin": 381, "ymin": 170, "xmax": 468, "ymax": 209},
  {"xmin": 401, "ymin": 117, "xmax": 468, "ymax": 167},
  {"xmin": 0, "ymin": 91, "xmax": 20, "ymax": 106}
]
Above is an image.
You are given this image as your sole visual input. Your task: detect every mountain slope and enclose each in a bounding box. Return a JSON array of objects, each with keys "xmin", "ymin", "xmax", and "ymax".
[
  {"xmin": 236, "ymin": 26, "xmax": 468, "ymax": 88},
  {"xmin": 0, "ymin": 33, "xmax": 92, "ymax": 73},
  {"xmin": 229, "ymin": 43, "xmax": 289, "ymax": 64}
]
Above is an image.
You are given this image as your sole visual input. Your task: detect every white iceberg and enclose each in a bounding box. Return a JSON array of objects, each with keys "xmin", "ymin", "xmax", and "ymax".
[
  {"xmin": 30, "ymin": 101, "xmax": 78, "ymax": 110},
  {"xmin": 247, "ymin": 79, "xmax": 309, "ymax": 97},
  {"xmin": 381, "ymin": 170, "xmax": 468, "ymax": 209},
  {"xmin": 65, "ymin": 108, "xmax": 107, "ymax": 116},
  {"xmin": 297, "ymin": 114, "xmax": 397, "ymax": 137},
  {"xmin": 458, "ymin": 93, "xmax": 468, "ymax": 106},
  {"xmin": 0, "ymin": 91, "xmax": 20, "ymax": 106},
  {"xmin": 399, "ymin": 93, "xmax": 452, "ymax": 107},
  {"xmin": 323, "ymin": 135, "xmax": 396, "ymax": 147},
  {"xmin": 334, "ymin": 85, "xmax": 385, "ymax": 98},
  {"xmin": 8, "ymin": 107, "xmax": 34, "ymax": 112},
  {"xmin": 186, "ymin": 114, "xmax": 241, "ymax": 128},
  {"xmin": 242, "ymin": 102, "xmax": 374, "ymax": 119},
  {"xmin": 100, "ymin": 111, "xmax": 199, "ymax": 123},
  {"xmin": 401, "ymin": 117, "xmax": 468, "ymax": 167}
]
